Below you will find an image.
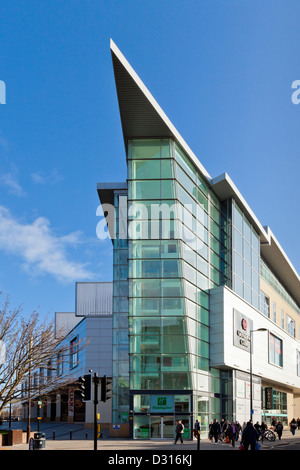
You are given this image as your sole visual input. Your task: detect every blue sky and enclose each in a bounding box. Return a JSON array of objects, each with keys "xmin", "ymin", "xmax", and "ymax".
[{"xmin": 0, "ymin": 0, "xmax": 299, "ymax": 318}]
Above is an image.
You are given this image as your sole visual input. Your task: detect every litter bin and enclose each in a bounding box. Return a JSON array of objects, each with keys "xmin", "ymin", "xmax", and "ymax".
[{"xmin": 33, "ymin": 432, "xmax": 46, "ymax": 449}]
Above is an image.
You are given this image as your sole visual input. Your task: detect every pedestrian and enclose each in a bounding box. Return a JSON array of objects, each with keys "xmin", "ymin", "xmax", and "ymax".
[
  {"xmin": 221, "ymin": 420, "xmax": 229, "ymax": 441},
  {"xmin": 194, "ymin": 420, "xmax": 200, "ymax": 449},
  {"xmin": 220, "ymin": 418, "xmax": 225, "ymax": 441},
  {"xmin": 290, "ymin": 418, "xmax": 297, "ymax": 436},
  {"xmin": 235, "ymin": 421, "xmax": 242, "ymax": 442},
  {"xmin": 225, "ymin": 422, "xmax": 237, "ymax": 447},
  {"xmin": 174, "ymin": 420, "xmax": 184, "ymax": 444},
  {"xmin": 241, "ymin": 421, "xmax": 259, "ymax": 451},
  {"xmin": 208, "ymin": 421, "xmax": 213, "ymax": 442},
  {"xmin": 260, "ymin": 421, "xmax": 267, "ymax": 442},
  {"xmin": 254, "ymin": 421, "xmax": 261, "ymax": 434},
  {"xmin": 275, "ymin": 421, "xmax": 283, "ymax": 440},
  {"xmin": 194, "ymin": 420, "xmax": 200, "ymax": 438},
  {"xmin": 210, "ymin": 419, "xmax": 221, "ymax": 445},
  {"xmin": 297, "ymin": 418, "xmax": 300, "ymax": 430}
]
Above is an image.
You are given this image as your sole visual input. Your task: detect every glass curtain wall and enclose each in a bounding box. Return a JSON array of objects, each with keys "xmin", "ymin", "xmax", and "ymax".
[
  {"xmin": 112, "ymin": 190, "xmax": 130, "ymax": 424},
  {"xmin": 221, "ymin": 199, "xmax": 260, "ymax": 310},
  {"xmin": 128, "ymin": 139, "xmax": 190, "ymax": 391},
  {"xmin": 127, "ymin": 139, "xmax": 222, "ymax": 435}
]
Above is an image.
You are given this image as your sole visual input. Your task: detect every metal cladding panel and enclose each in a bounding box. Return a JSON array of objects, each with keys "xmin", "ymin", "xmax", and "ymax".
[
  {"xmin": 75, "ymin": 282, "xmax": 113, "ymax": 317},
  {"xmin": 55, "ymin": 312, "xmax": 81, "ymax": 338}
]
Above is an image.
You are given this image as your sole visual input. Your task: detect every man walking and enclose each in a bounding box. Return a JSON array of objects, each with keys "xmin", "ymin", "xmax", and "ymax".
[
  {"xmin": 174, "ymin": 420, "xmax": 184, "ymax": 444},
  {"xmin": 211, "ymin": 419, "xmax": 221, "ymax": 444}
]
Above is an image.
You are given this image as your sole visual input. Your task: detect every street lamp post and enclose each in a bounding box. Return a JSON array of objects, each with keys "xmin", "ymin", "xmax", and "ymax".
[{"xmin": 249, "ymin": 328, "xmax": 268, "ymax": 422}]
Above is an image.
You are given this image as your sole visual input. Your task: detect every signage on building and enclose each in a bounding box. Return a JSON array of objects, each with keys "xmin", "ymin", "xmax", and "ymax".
[
  {"xmin": 265, "ymin": 387, "xmax": 273, "ymax": 410},
  {"xmin": 150, "ymin": 395, "xmax": 174, "ymax": 413},
  {"xmin": 233, "ymin": 309, "xmax": 253, "ymax": 352}
]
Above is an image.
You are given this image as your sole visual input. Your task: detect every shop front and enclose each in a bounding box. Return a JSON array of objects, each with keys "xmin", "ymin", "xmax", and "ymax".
[{"xmin": 131, "ymin": 393, "xmax": 192, "ymax": 440}]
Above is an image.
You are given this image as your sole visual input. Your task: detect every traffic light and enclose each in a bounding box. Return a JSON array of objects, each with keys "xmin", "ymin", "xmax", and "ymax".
[
  {"xmin": 101, "ymin": 375, "xmax": 113, "ymax": 402},
  {"xmin": 78, "ymin": 374, "xmax": 91, "ymax": 401}
]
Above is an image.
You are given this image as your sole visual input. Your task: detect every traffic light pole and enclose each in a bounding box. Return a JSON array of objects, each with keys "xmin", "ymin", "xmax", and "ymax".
[{"xmin": 93, "ymin": 372, "xmax": 99, "ymax": 451}]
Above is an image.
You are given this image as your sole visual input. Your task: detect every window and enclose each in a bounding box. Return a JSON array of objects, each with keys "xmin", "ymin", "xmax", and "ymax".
[
  {"xmin": 269, "ymin": 333, "xmax": 283, "ymax": 367},
  {"xmin": 272, "ymin": 302, "xmax": 276, "ymax": 323},
  {"xmin": 33, "ymin": 372, "xmax": 38, "ymax": 390},
  {"xmin": 281, "ymin": 310, "xmax": 284, "ymax": 329},
  {"xmin": 57, "ymin": 352, "xmax": 64, "ymax": 376},
  {"xmin": 40, "ymin": 367, "xmax": 45, "ymax": 385},
  {"xmin": 70, "ymin": 336, "xmax": 79, "ymax": 369},
  {"xmin": 287, "ymin": 315, "xmax": 295, "ymax": 337},
  {"xmin": 260, "ymin": 292, "xmax": 270, "ymax": 317},
  {"xmin": 297, "ymin": 350, "xmax": 300, "ymax": 377}
]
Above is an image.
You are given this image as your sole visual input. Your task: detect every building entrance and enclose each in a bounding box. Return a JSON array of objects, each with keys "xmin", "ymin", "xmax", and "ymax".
[{"xmin": 150, "ymin": 416, "xmax": 174, "ymax": 439}]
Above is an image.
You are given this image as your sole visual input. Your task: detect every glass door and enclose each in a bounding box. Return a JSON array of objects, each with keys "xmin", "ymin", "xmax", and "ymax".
[
  {"xmin": 150, "ymin": 416, "xmax": 174, "ymax": 439},
  {"xmin": 150, "ymin": 416, "xmax": 162, "ymax": 438},
  {"xmin": 162, "ymin": 416, "xmax": 174, "ymax": 438}
]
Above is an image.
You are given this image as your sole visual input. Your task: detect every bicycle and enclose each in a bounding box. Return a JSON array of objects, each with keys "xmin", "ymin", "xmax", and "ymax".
[{"xmin": 258, "ymin": 429, "xmax": 276, "ymax": 441}]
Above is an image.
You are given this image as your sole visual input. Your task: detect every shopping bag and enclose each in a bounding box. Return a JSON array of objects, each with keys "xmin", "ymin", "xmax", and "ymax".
[
  {"xmin": 239, "ymin": 443, "xmax": 245, "ymax": 450},
  {"xmin": 255, "ymin": 442, "xmax": 261, "ymax": 450}
]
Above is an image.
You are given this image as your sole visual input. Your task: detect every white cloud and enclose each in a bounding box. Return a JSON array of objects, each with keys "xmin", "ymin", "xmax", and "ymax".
[
  {"xmin": 31, "ymin": 169, "xmax": 63, "ymax": 185},
  {"xmin": 0, "ymin": 206, "xmax": 95, "ymax": 283},
  {"xmin": 0, "ymin": 172, "xmax": 26, "ymax": 197}
]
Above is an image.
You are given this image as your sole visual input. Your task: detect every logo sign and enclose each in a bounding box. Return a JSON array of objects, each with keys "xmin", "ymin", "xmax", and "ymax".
[
  {"xmin": 233, "ymin": 309, "xmax": 253, "ymax": 352},
  {"xmin": 241, "ymin": 318, "xmax": 248, "ymax": 331},
  {"xmin": 150, "ymin": 395, "xmax": 174, "ymax": 413}
]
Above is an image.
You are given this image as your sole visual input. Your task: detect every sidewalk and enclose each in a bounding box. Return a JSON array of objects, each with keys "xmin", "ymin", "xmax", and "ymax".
[{"xmin": 2, "ymin": 428, "xmax": 297, "ymax": 451}]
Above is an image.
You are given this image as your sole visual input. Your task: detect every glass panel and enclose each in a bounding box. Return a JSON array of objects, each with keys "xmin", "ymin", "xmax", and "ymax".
[
  {"xmin": 161, "ymin": 298, "xmax": 184, "ymax": 315},
  {"xmin": 150, "ymin": 417, "xmax": 161, "ymax": 438},
  {"xmin": 131, "ymin": 140, "xmax": 161, "ymax": 159},
  {"xmin": 131, "ymin": 181, "xmax": 160, "ymax": 200},
  {"xmin": 163, "ymin": 416, "xmax": 175, "ymax": 439},
  {"xmin": 130, "ymin": 159, "xmax": 160, "ymax": 179},
  {"xmin": 233, "ymin": 204, "xmax": 243, "ymax": 234},
  {"xmin": 134, "ymin": 415, "xmax": 150, "ymax": 439},
  {"xmin": 175, "ymin": 144, "xmax": 196, "ymax": 182},
  {"xmin": 175, "ymin": 396, "xmax": 190, "ymax": 412},
  {"xmin": 134, "ymin": 395, "xmax": 150, "ymax": 413}
]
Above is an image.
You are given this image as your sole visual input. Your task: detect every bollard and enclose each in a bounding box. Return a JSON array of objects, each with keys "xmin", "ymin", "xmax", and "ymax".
[
  {"xmin": 85, "ymin": 432, "xmax": 88, "ymax": 440},
  {"xmin": 53, "ymin": 430, "xmax": 55, "ymax": 440},
  {"xmin": 70, "ymin": 430, "xmax": 72, "ymax": 440}
]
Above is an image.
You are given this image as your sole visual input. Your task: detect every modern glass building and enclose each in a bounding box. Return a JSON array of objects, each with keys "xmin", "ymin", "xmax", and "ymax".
[{"xmin": 97, "ymin": 40, "xmax": 300, "ymax": 439}]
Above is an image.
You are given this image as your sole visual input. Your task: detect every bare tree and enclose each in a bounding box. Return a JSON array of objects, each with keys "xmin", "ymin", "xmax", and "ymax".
[{"xmin": 0, "ymin": 295, "xmax": 87, "ymax": 418}]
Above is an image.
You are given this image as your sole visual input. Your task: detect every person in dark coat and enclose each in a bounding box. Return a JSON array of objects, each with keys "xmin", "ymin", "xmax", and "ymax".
[
  {"xmin": 241, "ymin": 421, "xmax": 259, "ymax": 450},
  {"xmin": 210, "ymin": 419, "xmax": 221, "ymax": 444},
  {"xmin": 225, "ymin": 422, "xmax": 237, "ymax": 447},
  {"xmin": 275, "ymin": 421, "xmax": 283, "ymax": 440},
  {"xmin": 235, "ymin": 421, "xmax": 242, "ymax": 442}
]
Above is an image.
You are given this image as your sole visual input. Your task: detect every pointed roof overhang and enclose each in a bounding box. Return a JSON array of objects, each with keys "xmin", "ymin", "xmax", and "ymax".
[{"xmin": 110, "ymin": 39, "xmax": 211, "ymax": 181}]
